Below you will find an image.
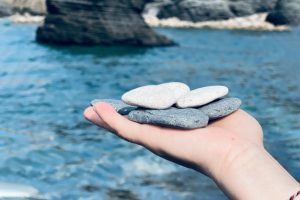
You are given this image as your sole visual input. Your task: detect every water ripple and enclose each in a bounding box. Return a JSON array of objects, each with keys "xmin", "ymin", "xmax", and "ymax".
[{"xmin": 0, "ymin": 19, "xmax": 300, "ymax": 199}]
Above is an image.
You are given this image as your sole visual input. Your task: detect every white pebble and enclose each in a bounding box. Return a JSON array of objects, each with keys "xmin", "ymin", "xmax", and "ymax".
[
  {"xmin": 176, "ymin": 86, "xmax": 229, "ymax": 108},
  {"xmin": 122, "ymin": 82, "xmax": 190, "ymax": 109}
]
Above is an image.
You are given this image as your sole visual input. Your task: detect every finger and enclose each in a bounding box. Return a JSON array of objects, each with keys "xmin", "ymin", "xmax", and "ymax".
[
  {"xmin": 83, "ymin": 106, "xmax": 114, "ymax": 132},
  {"xmin": 91, "ymin": 103, "xmax": 210, "ymax": 158},
  {"xmin": 92, "ymin": 102, "xmax": 146, "ymax": 143},
  {"xmin": 91, "ymin": 106, "xmax": 112, "ymax": 129},
  {"xmin": 92, "ymin": 102, "xmax": 177, "ymax": 147}
]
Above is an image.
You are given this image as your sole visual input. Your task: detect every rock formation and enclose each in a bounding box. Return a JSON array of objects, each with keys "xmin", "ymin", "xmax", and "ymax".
[
  {"xmin": 149, "ymin": 0, "xmax": 277, "ymax": 22},
  {"xmin": 266, "ymin": 0, "xmax": 300, "ymax": 26},
  {"xmin": 36, "ymin": 0, "xmax": 173, "ymax": 46},
  {"xmin": 0, "ymin": 2, "xmax": 13, "ymax": 17},
  {"xmin": 2, "ymin": 0, "xmax": 46, "ymax": 16}
]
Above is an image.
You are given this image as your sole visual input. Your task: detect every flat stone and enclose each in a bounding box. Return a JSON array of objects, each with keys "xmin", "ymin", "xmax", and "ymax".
[
  {"xmin": 90, "ymin": 99, "xmax": 137, "ymax": 115},
  {"xmin": 199, "ymin": 97, "xmax": 242, "ymax": 120},
  {"xmin": 176, "ymin": 86, "xmax": 229, "ymax": 108},
  {"xmin": 128, "ymin": 107, "xmax": 209, "ymax": 129},
  {"xmin": 122, "ymin": 82, "xmax": 190, "ymax": 109}
]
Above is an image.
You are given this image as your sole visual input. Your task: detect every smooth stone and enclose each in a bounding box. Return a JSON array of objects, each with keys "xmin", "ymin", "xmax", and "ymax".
[
  {"xmin": 199, "ymin": 97, "xmax": 242, "ymax": 120},
  {"xmin": 176, "ymin": 86, "xmax": 229, "ymax": 108},
  {"xmin": 159, "ymin": 82, "xmax": 190, "ymax": 99},
  {"xmin": 122, "ymin": 82, "xmax": 190, "ymax": 109},
  {"xmin": 90, "ymin": 99, "xmax": 137, "ymax": 115},
  {"xmin": 128, "ymin": 107, "xmax": 209, "ymax": 129}
]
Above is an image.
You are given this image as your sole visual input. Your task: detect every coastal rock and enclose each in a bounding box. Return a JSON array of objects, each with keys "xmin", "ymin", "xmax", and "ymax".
[
  {"xmin": 90, "ymin": 99, "xmax": 137, "ymax": 115},
  {"xmin": 128, "ymin": 107, "xmax": 209, "ymax": 129},
  {"xmin": 2, "ymin": 0, "xmax": 46, "ymax": 16},
  {"xmin": 153, "ymin": 0, "xmax": 277, "ymax": 22},
  {"xmin": 36, "ymin": 0, "xmax": 173, "ymax": 46},
  {"xmin": 8, "ymin": 13, "xmax": 45, "ymax": 23},
  {"xmin": 157, "ymin": 0, "xmax": 233, "ymax": 22},
  {"xmin": 176, "ymin": 86, "xmax": 229, "ymax": 108},
  {"xmin": 266, "ymin": 0, "xmax": 300, "ymax": 26},
  {"xmin": 0, "ymin": 2, "xmax": 13, "ymax": 17},
  {"xmin": 245, "ymin": 0, "xmax": 277, "ymax": 13},
  {"xmin": 199, "ymin": 97, "xmax": 242, "ymax": 120},
  {"xmin": 122, "ymin": 82, "xmax": 190, "ymax": 109},
  {"xmin": 143, "ymin": 13, "xmax": 289, "ymax": 31}
]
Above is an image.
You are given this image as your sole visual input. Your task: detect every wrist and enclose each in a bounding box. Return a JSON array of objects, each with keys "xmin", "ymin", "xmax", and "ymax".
[
  {"xmin": 212, "ymin": 140, "xmax": 264, "ymax": 183},
  {"xmin": 213, "ymin": 142, "xmax": 300, "ymax": 200}
]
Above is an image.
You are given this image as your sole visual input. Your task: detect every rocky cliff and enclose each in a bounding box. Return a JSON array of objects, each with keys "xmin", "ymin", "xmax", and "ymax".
[
  {"xmin": 266, "ymin": 0, "xmax": 300, "ymax": 26},
  {"xmin": 148, "ymin": 0, "xmax": 277, "ymax": 22},
  {"xmin": 36, "ymin": 0, "xmax": 173, "ymax": 46},
  {"xmin": 2, "ymin": 0, "xmax": 46, "ymax": 16}
]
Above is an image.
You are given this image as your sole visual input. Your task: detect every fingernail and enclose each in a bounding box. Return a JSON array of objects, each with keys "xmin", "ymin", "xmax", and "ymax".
[{"xmin": 90, "ymin": 99, "xmax": 102, "ymax": 106}]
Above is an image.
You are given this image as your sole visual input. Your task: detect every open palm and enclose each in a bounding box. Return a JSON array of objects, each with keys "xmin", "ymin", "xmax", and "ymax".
[{"xmin": 84, "ymin": 103, "xmax": 263, "ymax": 179}]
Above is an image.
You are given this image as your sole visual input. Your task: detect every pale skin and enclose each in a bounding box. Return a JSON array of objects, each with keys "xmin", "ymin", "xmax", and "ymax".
[{"xmin": 84, "ymin": 103, "xmax": 300, "ymax": 200}]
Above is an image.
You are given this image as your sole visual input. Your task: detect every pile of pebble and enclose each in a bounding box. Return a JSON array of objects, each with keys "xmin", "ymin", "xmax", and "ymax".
[{"xmin": 90, "ymin": 82, "xmax": 242, "ymax": 129}]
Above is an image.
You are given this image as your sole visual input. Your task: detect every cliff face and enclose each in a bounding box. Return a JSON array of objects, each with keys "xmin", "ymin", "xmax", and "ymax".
[
  {"xmin": 266, "ymin": 0, "xmax": 300, "ymax": 26},
  {"xmin": 152, "ymin": 0, "xmax": 277, "ymax": 22},
  {"xmin": 36, "ymin": 0, "xmax": 173, "ymax": 46}
]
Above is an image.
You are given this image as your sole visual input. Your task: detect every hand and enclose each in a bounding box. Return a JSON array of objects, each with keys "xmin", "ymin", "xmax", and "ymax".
[
  {"xmin": 83, "ymin": 103, "xmax": 263, "ymax": 179},
  {"xmin": 83, "ymin": 103, "xmax": 300, "ymax": 200}
]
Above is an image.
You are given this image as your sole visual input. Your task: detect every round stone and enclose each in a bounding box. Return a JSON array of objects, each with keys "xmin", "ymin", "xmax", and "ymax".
[
  {"xmin": 176, "ymin": 86, "xmax": 229, "ymax": 108},
  {"xmin": 122, "ymin": 82, "xmax": 190, "ymax": 109},
  {"xmin": 90, "ymin": 99, "xmax": 137, "ymax": 115},
  {"xmin": 128, "ymin": 107, "xmax": 209, "ymax": 129},
  {"xmin": 199, "ymin": 97, "xmax": 242, "ymax": 120}
]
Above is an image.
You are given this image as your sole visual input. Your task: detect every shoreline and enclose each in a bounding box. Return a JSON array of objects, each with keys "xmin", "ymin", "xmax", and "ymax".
[
  {"xmin": 8, "ymin": 13, "xmax": 44, "ymax": 24},
  {"xmin": 143, "ymin": 13, "xmax": 289, "ymax": 32}
]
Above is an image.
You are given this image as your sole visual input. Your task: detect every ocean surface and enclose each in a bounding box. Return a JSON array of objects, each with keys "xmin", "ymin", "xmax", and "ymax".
[{"xmin": 0, "ymin": 19, "xmax": 300, "ymax": 199}]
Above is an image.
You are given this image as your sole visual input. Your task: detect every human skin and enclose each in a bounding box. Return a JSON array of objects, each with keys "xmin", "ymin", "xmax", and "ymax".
[{"xmin": 84, "ymin": 103, "xmax": 300, "ymax": 200}]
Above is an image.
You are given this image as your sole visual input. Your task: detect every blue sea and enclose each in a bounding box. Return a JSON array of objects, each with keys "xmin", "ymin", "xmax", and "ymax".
[{"xmin": 0, "ymin": 19, "xmax": 300, "ymax": 199}]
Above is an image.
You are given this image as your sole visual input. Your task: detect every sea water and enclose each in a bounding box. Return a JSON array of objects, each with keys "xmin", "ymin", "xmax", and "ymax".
[{"xmin": 0, "ymin": 19, "xmax": 300, "ymax": 199}]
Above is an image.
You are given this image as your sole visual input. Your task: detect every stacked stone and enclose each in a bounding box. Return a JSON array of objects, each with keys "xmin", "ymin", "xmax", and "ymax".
[{"xmin": 91, "ymin": 82, "xmax": 241, "ymax": 129}]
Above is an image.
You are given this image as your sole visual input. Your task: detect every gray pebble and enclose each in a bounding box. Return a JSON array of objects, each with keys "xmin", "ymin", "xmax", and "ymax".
[
  {"xmin": 90, "ymin": 99, "xmax": 137, "ymax": 115},
  {"xmin": 199, "ymin": 97, "xmax": 242, "ymax": 120},
  {"xmin": 128, "ymin": 107, "xmax": 209, "ymax": 129}
]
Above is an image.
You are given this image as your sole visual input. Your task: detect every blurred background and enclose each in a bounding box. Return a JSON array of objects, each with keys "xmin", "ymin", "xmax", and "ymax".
[{"xmin": 0, "ymin": 0, "xmax": 300, "ymax": 199}]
